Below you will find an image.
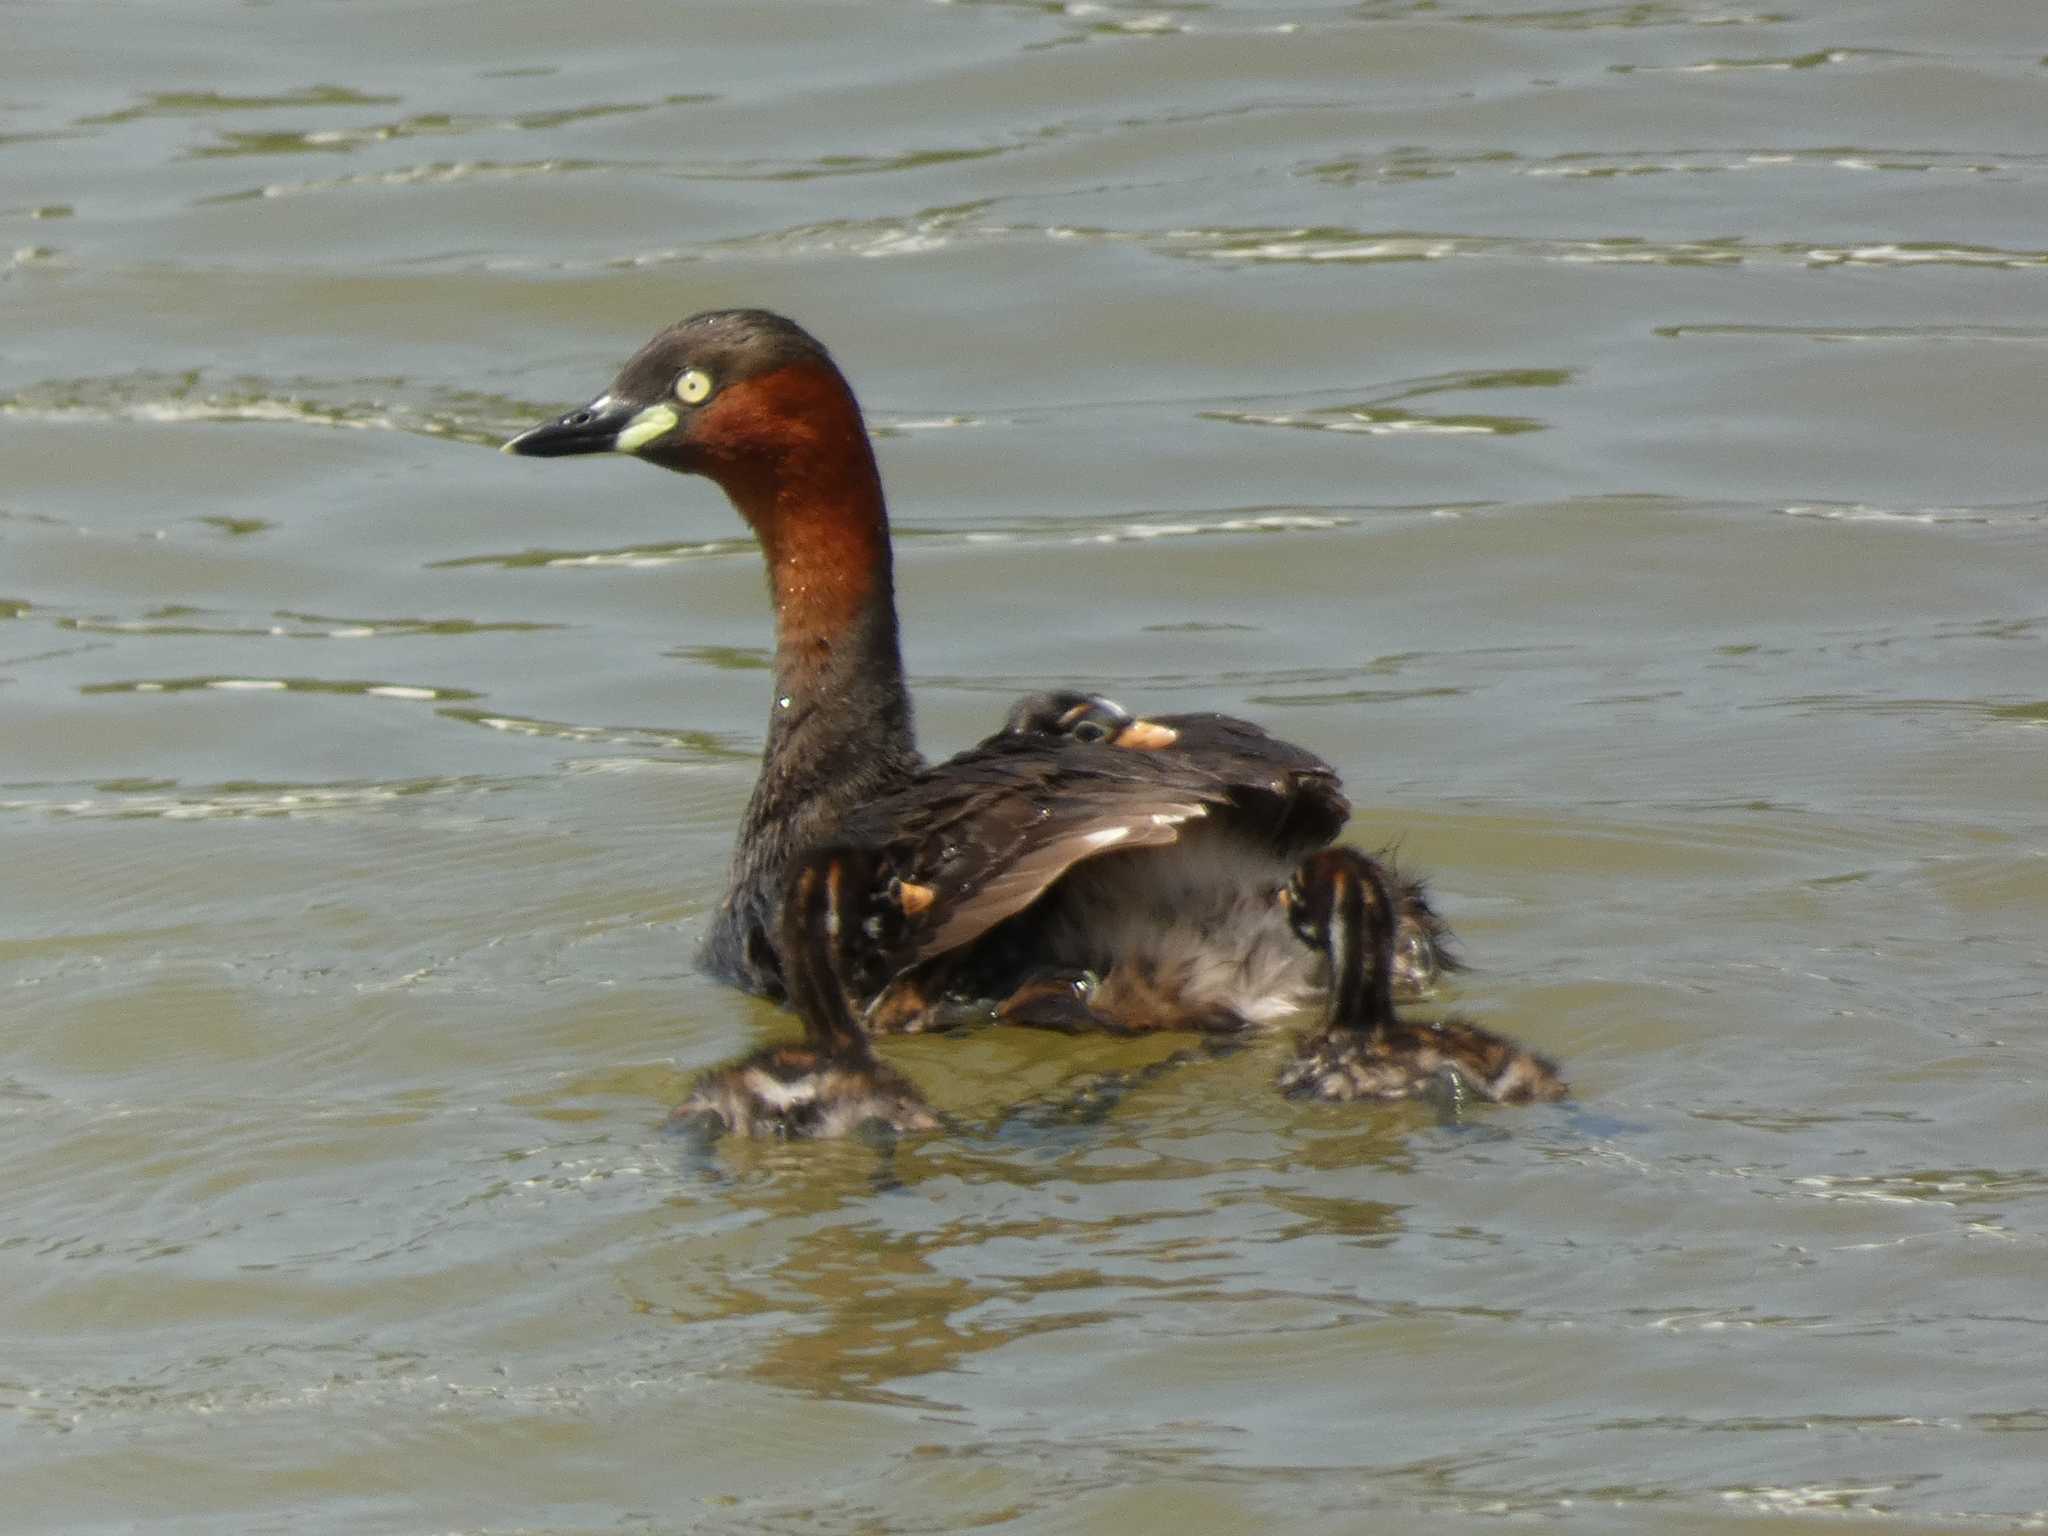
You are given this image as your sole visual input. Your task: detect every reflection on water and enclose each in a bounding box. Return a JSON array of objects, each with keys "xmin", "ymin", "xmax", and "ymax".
[{"xmin": 6, "ymin": 0, "xmax": 2048, "ymax": 1529}]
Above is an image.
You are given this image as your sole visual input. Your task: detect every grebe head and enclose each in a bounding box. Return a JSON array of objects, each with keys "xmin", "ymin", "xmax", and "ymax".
[
  {"xmin": 503, "ymin": 309, "xmax": 880, "ymax": 532},
  {"xmin": 504, "ymin": 309, "xmax": 904, "ymax": 722},
  {"xmin": 1000, "ymin": 690, "xmax": 1180, "ymax": 750},
  {"xmin": 504, "ymin": 309, "xmax": 833, "ymax": 463}
]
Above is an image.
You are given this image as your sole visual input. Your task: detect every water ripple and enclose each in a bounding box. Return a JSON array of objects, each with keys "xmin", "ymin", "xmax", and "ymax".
[
  {"xmin": 0, "ymin": 775, "xmax": 504, "ymax": 821},
  {"xmin": 0, "ymin": 372, "xmax": 536, "ymax": 448},
  {"xmin": 1775, "ymin": 500, "xmax": 2048, "ymax": 527},
  {"xmin": 1312, "ymin": 145, "xmax": 2045, "ymax": 183},
  {"xmin": 78, "ymin": 86, "xmax": 403, "ymax": 125},
  {"xmin": 182, "ymin": 96, "xmax": 706, "ymax": 161},
  {"xmin": 80, "ymin": 675, "xmax": 477, "ymax": 703},
  {"xmin": 205, "ymin": 158, "xmax": 614, "ymax": 201},
  {"xmin": 1660, "ymin": 323, "xmax": 2048, "ymax": 344},
  {"xmin": 53, "ymin": 609, "xmax": 562, "ymax": 640},
  {"xmin": 1203, "ymin": 368, "xmax": 1566, "ymax": 437},
  {"xmin": 1174, "ymin": 227, "xmax": 2048, "ymax": 270},
  {"xmin": 438, "ymin": 706, "xmax": 749, "ymax": 757},
  {"xmin": 433, "ymin": 538, "xmax": 759, "ymax": 571}
]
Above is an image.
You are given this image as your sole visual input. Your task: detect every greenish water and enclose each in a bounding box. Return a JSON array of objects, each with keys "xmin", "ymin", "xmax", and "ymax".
[{"xmin": 5, "ymin": 1, "xmax": 2047, "ymax": 1530}]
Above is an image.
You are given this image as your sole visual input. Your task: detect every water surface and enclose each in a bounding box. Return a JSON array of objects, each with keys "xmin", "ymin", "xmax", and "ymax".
[{"xmin": 5, "ymin": 1, "xmax": 2047, "ymax": 1530}]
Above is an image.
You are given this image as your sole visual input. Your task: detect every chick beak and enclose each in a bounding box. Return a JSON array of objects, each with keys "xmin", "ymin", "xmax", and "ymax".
[{"xmin": 1113, "ymin": 719, "xmax": 1180, "ymax": 750}]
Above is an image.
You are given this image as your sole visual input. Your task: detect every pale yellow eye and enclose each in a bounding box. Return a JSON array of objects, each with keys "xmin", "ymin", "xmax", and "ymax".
[{"xmin": 674, "ymin": 368, "xmax": 714, "ymax": 405}]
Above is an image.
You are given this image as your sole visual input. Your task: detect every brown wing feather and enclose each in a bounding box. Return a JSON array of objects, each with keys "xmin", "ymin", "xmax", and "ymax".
[
  {"xmin": 1130, "ymin": 711, "xmax": 1350, "ymax": 852},
  {"xmin": 834, "ymin": 714, "xmax": 1348, "ymax": 984},
  {"xmin": 918, "ymin": 800, "xmax": 1207, "ymax": 955},
  {"xmin": 836, "ymin": 739, "xmax": 1239, "ymax": 972}
]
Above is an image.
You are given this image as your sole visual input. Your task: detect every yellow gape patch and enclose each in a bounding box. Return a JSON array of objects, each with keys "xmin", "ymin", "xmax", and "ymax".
[{"xmin": 614, "ymin": 403, "xmax": 678, "ymax": 452}]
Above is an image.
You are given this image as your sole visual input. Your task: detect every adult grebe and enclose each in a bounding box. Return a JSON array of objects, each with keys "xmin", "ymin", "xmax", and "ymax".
[{"xmin": 505, "ymin": 311, "xmax": 1453, "ymax": 1035}]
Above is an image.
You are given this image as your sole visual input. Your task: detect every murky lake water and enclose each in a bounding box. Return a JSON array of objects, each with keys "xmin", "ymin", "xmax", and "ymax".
[{"xmin": 6, "ymin": 1, "xmax": 2047, "ymax": 1529}]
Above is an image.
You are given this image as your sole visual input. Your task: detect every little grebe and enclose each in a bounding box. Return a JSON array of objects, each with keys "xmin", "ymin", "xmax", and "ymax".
[
  {"xmin": 670, "ymin": 845, "xmax": 940, "ymax": 1139},
  {"xmin": 1277, "ymin": 848, "xmax": 1565, "ymax": 1105},
  {"xmin": 505, "ymin": 311, "xmax": 1444, "ymax": 1034}
]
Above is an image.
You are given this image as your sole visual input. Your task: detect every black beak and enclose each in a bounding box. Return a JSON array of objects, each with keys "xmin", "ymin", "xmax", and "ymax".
[{"xmin": 501, "ymin": 396, "xmax": 647, "ymax": 458}]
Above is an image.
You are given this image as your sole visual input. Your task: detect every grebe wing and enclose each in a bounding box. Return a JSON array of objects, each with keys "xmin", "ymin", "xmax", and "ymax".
[
  {"xmin": 1139, "ymin": 711, "xmax": 1350, "ymax": 852},
  {"xmin": 839, "ymin": 727, "xmax": 1344, "ymax": 972}
]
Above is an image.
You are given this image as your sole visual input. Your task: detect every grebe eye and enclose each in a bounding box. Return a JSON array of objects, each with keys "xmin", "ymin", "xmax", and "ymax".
[
  {"xmin": 1071, "ymin": 720, "xmax": 1110, "ymax": 743},
  {"xmin": 674, "ymin": 368, "xmax": 714, "ymax": 405}
]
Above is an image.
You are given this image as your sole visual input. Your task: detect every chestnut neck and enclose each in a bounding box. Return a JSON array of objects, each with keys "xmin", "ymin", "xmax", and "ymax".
[
  {"xmin": 694, "ymin": 364, "xmax": 922, "ymax": 990},
  {"xmin": 751, "ymin": 463, "xmax": 903, "ymax": 742}
]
